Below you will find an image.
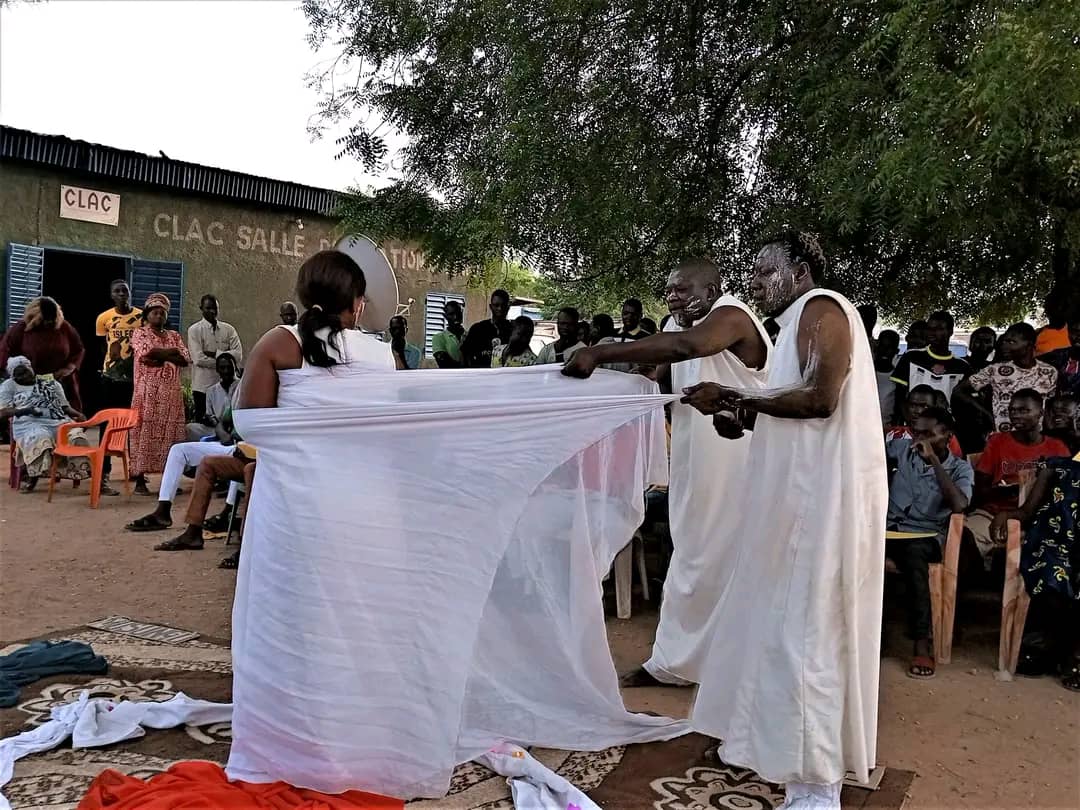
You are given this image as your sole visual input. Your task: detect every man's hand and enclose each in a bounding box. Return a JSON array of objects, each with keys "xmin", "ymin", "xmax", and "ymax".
[
  {"xmin": 562, "ymin": 348, "xmax": 599, "ymax": 379},
  {"xmin": 54, "ymin": 366, "xmax": 74, "ymax": 379},
  {"xmin": 990, "ymin": 512, "xmax": 1012, "ymax": 543},
  {"xmin": 19, "ymin": 407, "xmax": 42, "ymax": 417},
  {"xmin": 680, "ymin": 382, "xmax": 744, "ymax": 415},
  {"xmin": 202, "ymin": 350, "xmax": 216, "ymax": 359},
  {"xmin": 913, "ymin": 439, "xmax": 936, "ymax": 463},
  {"xmin": 712, "ymin": 412, "xmax": 745, "ymax": 440}
]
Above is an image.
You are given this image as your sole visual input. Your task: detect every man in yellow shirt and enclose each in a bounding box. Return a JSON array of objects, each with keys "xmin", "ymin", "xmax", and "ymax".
[{"xmin": 94, "ymin": 279, "xmax": 142, "ymax": 493}]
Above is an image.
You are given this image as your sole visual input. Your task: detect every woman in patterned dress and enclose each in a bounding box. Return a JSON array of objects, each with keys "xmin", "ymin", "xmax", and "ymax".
[
  {"xmin": 129, "ymin": 293, "xmax": 190, "ymax": 495},
  {"xmin": 993, "ymin": 451, "xmax": 1080, "ymax": 691}
]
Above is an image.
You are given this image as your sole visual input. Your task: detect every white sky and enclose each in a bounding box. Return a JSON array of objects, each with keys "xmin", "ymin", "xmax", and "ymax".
[{"xmin": 0, "ymin": 0, "xmax": 397, "ymax": 192}]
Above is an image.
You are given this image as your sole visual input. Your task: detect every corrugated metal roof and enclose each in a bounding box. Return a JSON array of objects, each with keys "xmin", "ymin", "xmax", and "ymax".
[{"xmin": 0, "ymin": 126, "xmax": 344, "ymax": 216}]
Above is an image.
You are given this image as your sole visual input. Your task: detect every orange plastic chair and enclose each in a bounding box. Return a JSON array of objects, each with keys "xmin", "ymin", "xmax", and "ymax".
[{"xmin": 47, "ymin": 408, "xmax": 139, "ymax": 508}]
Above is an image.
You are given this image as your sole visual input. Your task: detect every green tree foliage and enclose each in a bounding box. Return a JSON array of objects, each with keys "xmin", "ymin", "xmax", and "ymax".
[{"xmin": 306, "ymin": 0, "xmax": 1079, "ymax": 323}]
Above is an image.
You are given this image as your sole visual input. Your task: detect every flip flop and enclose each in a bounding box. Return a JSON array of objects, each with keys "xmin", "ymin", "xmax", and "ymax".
[
  {"xmin": 907, "ymin": 655, "xmax": 936, "ymax": 680},
  {"xmin": 218, "ymin": 551, "xmax": 241, "ymax": 570},
  {"xmin": 153, "ymin": 535, "xmax": 204, "ymax": 551},
  {"xmin": 126, "ymin": 516, "xmax": 173, "ymax": 532}
]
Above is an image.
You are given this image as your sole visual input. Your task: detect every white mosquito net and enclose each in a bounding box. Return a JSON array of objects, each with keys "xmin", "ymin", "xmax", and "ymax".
[{"xmin": 229, "ymin": 363, "xmax": 688, "ymax": 799}]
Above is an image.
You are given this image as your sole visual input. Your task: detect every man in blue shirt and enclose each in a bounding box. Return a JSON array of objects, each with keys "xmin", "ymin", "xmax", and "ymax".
[{"xmin": 885, "ymin": 407, "xmax": 974, "ymax": 679}]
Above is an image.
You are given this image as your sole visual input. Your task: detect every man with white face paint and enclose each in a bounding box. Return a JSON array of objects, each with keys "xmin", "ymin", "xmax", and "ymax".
[
  {"xmin": 681, "ymin": 232, "xmax": 886, "ymax": 810},
  {"xmin": 564, "ymin": 257, "xmax": 771, "ymax": 687}
]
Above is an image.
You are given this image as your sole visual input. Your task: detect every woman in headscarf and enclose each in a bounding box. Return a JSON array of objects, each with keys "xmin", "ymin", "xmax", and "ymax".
[
  {"xmin": 0, "ymin": 297, "xmax": 85, "ymax": 410},
  {"xmin": 0, "ymin": 356, "xmax": 90, "ymax": 490},
  {"xmin": 129, "ymin": 293, "xmax": 190, "ymax": 495}
]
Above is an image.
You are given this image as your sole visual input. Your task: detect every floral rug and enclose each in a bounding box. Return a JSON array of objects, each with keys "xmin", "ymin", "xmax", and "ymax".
[{"xmin": 0, "ymin": 626, "xmax": 913, "ymax": 810}]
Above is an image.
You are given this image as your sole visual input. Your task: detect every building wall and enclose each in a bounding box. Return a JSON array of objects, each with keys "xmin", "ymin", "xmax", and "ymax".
[{"xmin": 0, "ymin": 162, "xmax": 489, "ymax": 355}]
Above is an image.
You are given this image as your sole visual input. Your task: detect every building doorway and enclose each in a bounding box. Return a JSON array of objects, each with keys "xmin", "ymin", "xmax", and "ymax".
[{"xmin": 42, "ymin": 249, "xmax": 130, "ymax": 415}]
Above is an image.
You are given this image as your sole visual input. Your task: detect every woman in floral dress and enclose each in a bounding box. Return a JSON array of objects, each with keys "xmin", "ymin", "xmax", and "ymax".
[{"xmin": 129, "ymin": 294, "xmax": 190, "ymax": 494}]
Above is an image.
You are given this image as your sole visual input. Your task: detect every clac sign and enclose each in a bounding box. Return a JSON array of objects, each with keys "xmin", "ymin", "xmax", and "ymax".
[{"xmin": 60, "ymin": 185, "xmax": 120, "ymax": 226}]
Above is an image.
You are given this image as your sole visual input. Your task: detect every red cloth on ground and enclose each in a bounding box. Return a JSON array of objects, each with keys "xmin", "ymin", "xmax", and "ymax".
[{"xmin": 77, "ymin": 760, "xmax": 404, "ymax": 810}]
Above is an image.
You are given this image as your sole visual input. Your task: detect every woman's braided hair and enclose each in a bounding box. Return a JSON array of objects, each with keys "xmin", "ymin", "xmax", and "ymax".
[{"xmin": 761, "ymin": 230, "xmax": 827, "ymax": 280}]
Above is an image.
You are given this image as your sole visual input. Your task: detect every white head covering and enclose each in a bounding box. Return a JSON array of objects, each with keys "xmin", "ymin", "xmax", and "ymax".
[{"xmin": 5, "ymin": 355, "xmax": 32, "ymax": 376}]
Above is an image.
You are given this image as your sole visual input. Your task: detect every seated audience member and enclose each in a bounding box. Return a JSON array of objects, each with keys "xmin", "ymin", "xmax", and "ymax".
[
  {"xmin": 577, "ymin": 319, "xmax": 592, "ymax": 347},
  {"xmin": 965, "ymin": 389, "xmax": 1071, "ymax": 569},
  {"xmin": 989, "ymin": 448, "xmax": 1080, "ymax": 692},
  {"xmin": 1044, "ymin": 395, "xmax": 1079, "ymax": 454},
  {"xmin": 905, "ymin": 319, "xmax": 929, "ymax": 352},
  {"xmin": 186, "ymin": 353, "xmax": 240, "ymax": 441},
  {"xmin": 0, "ymin": 356, "xmax": 89, "ymax": 490},
  {"xmin": 431, "ymin": 300, "xmax": 466, "ymax": 368},
  {"xmin": 535, "ymin": 308, "xmax": 586, "ymax": 364},
  {"xmin": 618, "ymin": 299, "xmax": 650, "ymax": 340},
  {"xmin": 891, "ymin": 310, "xmax": 970, "ymax": 423},
  {"xmin": 388, "ymin": 316, "xmax": 422, "ymax": 369},
  {"xmin": 885, "ymin": 407, "xmax": 973, "ymax": 679},
  {"xmin": 217, "ymin": 458, "xmax": 257, "ymax": 570},
  {"xmin": 874, "ymin": 329, "xmax": 901, "ymax": 426},
  {"xmin": 1038, "ymin": 313, "xmax": 1080, "ymax": 398},
  {"xmin": 639, "ymin": 317, "xmax": 658, "ymax": 335},
  {"xmin": 887, "ymin": 384, "xmax": 963, "ymax": 457},
  {"xmin": 152, "ymin": 445, "xmax": 255, "ymax": 552},
  {"xmin": 590, "ymin": 314, "xmax": 616, "ymax": 345},
  {"xmin": 279, "ymin": 301, "xmax": 299, "ymax": 326},
  {"xmin": 491, "ymin": 316, "xmax": 538, "ymax": 367},
  {"xmin": 1035, "ymin": 289, "xmax": 1072, "ymax": 355},
  {"xmin": 967, "ymin": 326, "xmax": 997, "ymax": 373},
  {"xmin": 955, "ymin": 322, "xmax": 1059, "ymax": 433}
]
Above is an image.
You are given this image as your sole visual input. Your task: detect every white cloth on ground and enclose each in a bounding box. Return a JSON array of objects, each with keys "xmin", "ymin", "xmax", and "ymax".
[
  {"xmin": 229, "ymin": 364, "xmax": 687, "ymax": 799},
  {"xmin": 157, "ymin": 440, "xmax": 232, "ymax": 503},
  {"xmin": 643, "ymin": 295, "xmax": 770, "ymax": 685},
  {"xmin": 0, "ymin": 690, "xmax": 232, "ymax": 810},
  {"xmin": 476, "ymin": 743, "xmax": 601, "ymax": 810},
  {"xmin": 781, "ymin": 780, "xmax": 842, "ymax": 810},
  {"xmin": 690, "ymin": 289, "xmax": 887, "ymax": 785}
]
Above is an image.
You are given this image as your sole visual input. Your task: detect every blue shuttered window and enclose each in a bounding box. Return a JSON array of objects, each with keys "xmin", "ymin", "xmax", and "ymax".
[
  {"xmin": 5, "ymin": 243, "xmax": 44, "ymax": 328},
  {"xmin": 131, "ymin": 260, "xmax": 185, "ymax": 330}
]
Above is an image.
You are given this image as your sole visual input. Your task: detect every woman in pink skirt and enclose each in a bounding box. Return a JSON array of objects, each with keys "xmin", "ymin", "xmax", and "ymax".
[{"xmin": 130, "ymin": 293, "xmax": 190, "ymax": 494}]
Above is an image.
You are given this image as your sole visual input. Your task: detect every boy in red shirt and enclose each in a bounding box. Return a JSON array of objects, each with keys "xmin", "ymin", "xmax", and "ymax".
[{"xmin": 966, "ymin": 388, "xmax": 1071, "ymax": 567}]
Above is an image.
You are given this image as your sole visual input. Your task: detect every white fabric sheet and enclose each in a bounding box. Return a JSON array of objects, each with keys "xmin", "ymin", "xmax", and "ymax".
[
  {"xmin": 476, "ymin": 742, "xmax": 602, "ymax": 810},
  {"xmin": 0, "ymin": 691, "xmax": 232, "ymax": 810},
  {"xmin": 229, "ymin": 363, "xmax": 688, "ymax": 799},
  {"xmin": 644, "ymin": 295, "xmax": 770, "ymax": 685},
  {"xmin": 690, "ymin": 289, "xmax": 888, "ymax": 785}
]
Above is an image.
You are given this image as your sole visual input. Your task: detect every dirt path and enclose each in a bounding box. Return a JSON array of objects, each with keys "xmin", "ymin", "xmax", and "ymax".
[{"xmin": 2, "ymin": 478, "xmax": 1077, "ymax": 808}]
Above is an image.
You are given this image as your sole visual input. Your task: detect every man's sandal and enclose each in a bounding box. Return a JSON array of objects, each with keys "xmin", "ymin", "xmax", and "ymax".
[
  {"xmin": 1062, "ymin": 661, "xmax": 1080, "ymax": 693},
  {"xmin": 153, "ymin": 535, "xmax": 204, "ymax": 551},
  {"xmin": 219, "ymin": 551, "xmax": 241, "ymax": 570},
  {"xmin": 908, "ymin": 656, "xmax": 936, "ymax": 679},
  {"xmin": 126, "ymin": 515, "xmax": 172, "ymax": 532}
]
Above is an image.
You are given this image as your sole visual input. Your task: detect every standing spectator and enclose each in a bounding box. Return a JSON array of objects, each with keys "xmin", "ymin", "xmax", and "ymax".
[
  {"xmin": 95, "ymin": 279, "xmax": 142, "ymax": 495},
  {"xmin": 640, "ymin": 316, "xmax": 658, "ymax": 335},
  {"xmin": 905, "ymin": 320, "xmax": 929, "ymax": 351},
  {"xmin": 0, "ymin": 297, "xmax": 85, "ymax": 411},
  {"xmin": 577, "ymin": 319, "xmax": 592, "ymax": 347},
  {"xmin": 461, "ymin": 289, "xmax": 512, "ymax": 368},
  {"xmin": 874, "ymin": 329, "xmax": 901, "ymax": 426},
  {"xmin": 1035, "ymin": 288, "xmax": 1072, "ymax": 355},
  {"xmin": 618, "ymin": 298, "xmax": 650, "ymax": 340},
  {"xmin": 954, "ymin": 323, "xmax": 1059, "ymax": 433},
  {"xmin": 187, "ymin": 294, "xmax": 243, "ymax": 421},
  {"xmin": 1044, "ymin": 395, "xmax": 1079, "ymax": 454},
  {"xmin": 967, "ymin": 326, "xmax": 997, "ymax": 373},
  {"xmin": 279, "ymin": 301, "xmax": 299, "ymax": 326},
  {"xmin": 535, "ymin": 307, "xmax": 586, "ymax": 364},
  {"xmin": 885, "ymin": 407, "xmax": 973, "ymax": 679},
  {"xmin": 491, "ymin": 316, "xmax": 538, "ymax": 367},
  {"xmin": 891, "ymin": 310, "xmax": 970, "ymax": 422},
  {"xmin": 857, "ymin": 304, "xmax": 878, "ymax": 347},
  {"xmin": 887, "ymin": 384, "xmax": 964, "ymax": 457},
  {"xmin": 388, "ymin": 315, "xmax": 421, "ymax": 369},
  {"xmin": 965, "ymin": 389, "xmax": 1071, "ymax": 569},
  {"xmin": 1038, "ymin": 313, "xmax": 1080, "ymax": 398},
  {"xmin": 431, "ymin": 301, "xmax": 466, "ymax": 368},
  {"xmin": 130, "ymin": 294, "xmax": 191, "ymax": 495},
  {"xmin": 590, "ymin": 313, "xmax": 616, "ymax": 344}
]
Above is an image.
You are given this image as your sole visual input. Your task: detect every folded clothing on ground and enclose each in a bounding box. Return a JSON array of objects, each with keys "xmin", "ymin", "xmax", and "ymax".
[{"xmin": 0, "ymin": 641, "xmax": 108, "ymax": 708}]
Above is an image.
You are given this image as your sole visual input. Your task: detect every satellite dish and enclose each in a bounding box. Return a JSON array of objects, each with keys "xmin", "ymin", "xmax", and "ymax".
[{"xmin": 333, "ymin": 234, "xmax": 400, "ymax": 332}]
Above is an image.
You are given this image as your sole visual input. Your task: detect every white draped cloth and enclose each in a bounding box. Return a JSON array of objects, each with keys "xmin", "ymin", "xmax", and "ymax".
[
  {"xmin": 644, "ymin": 295, "xmax": 770, "ymax": 685},
  {"xmin": 229, "ymin": 361, "xmax": 689, "ymax": 799},
  {"xmin": 690, "ymin": 289, "xmax": 887, "ymax": 786}
]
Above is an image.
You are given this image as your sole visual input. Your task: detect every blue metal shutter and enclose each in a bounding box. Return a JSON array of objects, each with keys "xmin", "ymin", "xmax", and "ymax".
[
  {"xmin": 5, "ymin": 243, "xmax": 44, "ymax": 328},
  {"xmin": 131, "ymin": 259, "xmax": 185, "ymax": 330}
]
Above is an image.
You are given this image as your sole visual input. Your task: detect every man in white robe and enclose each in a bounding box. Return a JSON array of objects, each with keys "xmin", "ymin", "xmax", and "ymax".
[
  {"xmin": 681, "ymin": 232, "xmax": 887, "ymax": 810},
  {"xmin": 564, "ymin": 257, "xmax": 771, "ymax": 686}
]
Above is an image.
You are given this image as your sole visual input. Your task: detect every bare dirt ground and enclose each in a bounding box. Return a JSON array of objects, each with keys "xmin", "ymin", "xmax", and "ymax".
[{"xmin": 2, "ymin": 474, "xmax": 1078, "ymax": 809}]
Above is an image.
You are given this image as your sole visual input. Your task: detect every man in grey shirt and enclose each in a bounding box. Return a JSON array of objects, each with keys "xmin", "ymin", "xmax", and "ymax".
[{"xmin": 885, "ymin": 407, "xmax": 974, "ymax": 679}]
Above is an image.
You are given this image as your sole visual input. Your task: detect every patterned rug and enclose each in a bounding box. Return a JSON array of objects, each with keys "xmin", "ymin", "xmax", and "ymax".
[{"xmin": 0, "ymin": 626, "xmax": 913, "ymax": 810}]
